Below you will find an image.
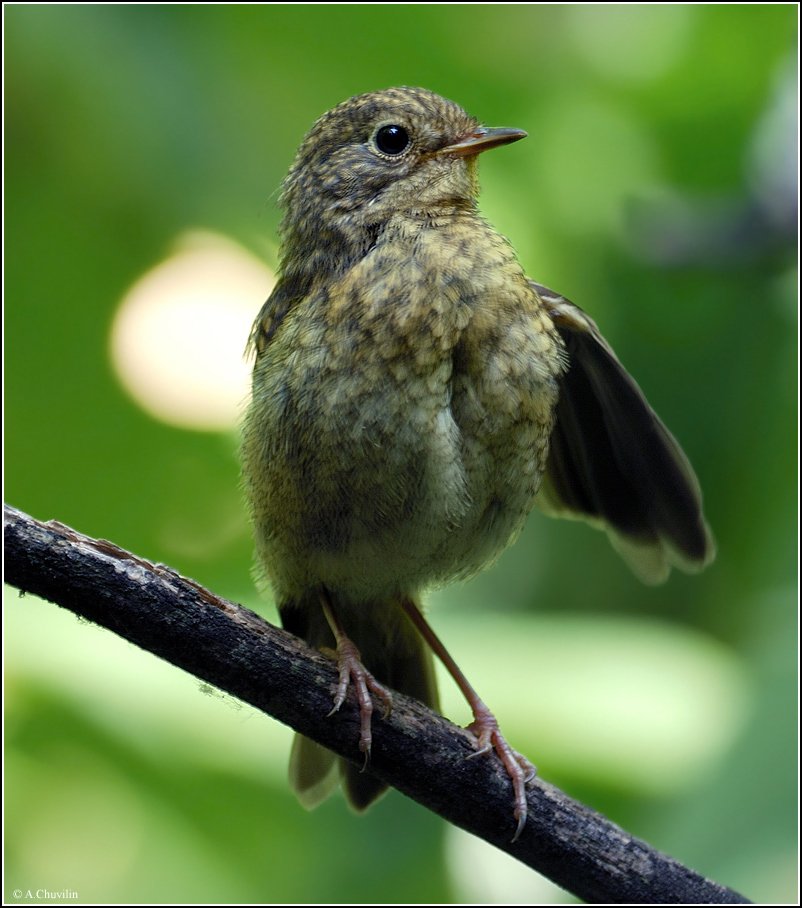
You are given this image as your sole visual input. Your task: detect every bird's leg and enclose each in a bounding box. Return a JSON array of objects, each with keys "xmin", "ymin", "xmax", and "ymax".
[
  {"xmin": 399, "ymin": 597, "xmax": 536, "ymax": 842},
  {"xmin": 320, "ymin": 589, "xmax": 393, "ymax": 767}
]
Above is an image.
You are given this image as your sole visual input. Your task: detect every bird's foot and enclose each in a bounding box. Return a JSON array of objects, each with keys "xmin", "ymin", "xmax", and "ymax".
[
  {"xmin": 466, "ymin": 703, "xmax": 537, "ymax": 842},
  {"xmin": 327, "ymin": 635, "xmax": 393, "ymax": 767}
]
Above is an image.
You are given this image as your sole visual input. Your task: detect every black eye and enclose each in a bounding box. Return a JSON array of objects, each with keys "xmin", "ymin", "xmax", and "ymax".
[{"xmin": 374, "ymin": 124, "xmax": 411, "ymax": 156}]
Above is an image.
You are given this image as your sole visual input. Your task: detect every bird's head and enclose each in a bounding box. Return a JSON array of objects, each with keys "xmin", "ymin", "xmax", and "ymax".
[{"xmin": 278, "ymin": 87, "xmax": 526, "ymax": 261}]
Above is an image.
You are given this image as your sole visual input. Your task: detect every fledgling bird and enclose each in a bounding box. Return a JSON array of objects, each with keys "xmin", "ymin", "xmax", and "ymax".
[{"xmin": 241, "ymin": 87, "xmax": 714, "ymax": 839}]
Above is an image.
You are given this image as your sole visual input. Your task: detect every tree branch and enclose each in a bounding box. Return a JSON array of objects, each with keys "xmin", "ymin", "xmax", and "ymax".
[{"xmin": 4, "ymin": 503, "xmax": 749, "ymax": 905}]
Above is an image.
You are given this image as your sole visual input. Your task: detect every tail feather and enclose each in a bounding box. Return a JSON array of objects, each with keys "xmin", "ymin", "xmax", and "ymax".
[
  {"xmin": 288, "ymin": 735, "xmax": 338, "ymax": 809},
  {"xmin": 280, "ymin": 594, "xmax": 438, "ymax": 811}
]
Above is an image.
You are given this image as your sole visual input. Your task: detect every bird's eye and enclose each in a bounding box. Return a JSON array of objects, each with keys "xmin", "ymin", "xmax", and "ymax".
[{"xmin": 374, "ymin": 124, "xmax": 411, "ymax": 156}]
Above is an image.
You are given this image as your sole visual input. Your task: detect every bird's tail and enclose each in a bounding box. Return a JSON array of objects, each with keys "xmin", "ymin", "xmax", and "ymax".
[{"xmin": 280, "ymin": 593, "xmax": 439, "ymax": 811}]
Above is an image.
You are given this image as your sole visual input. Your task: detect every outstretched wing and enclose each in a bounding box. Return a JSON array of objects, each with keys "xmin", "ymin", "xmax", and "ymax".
[{"xmin": 533, "ymin": 282, "xmax": 715, "ymax": 584}]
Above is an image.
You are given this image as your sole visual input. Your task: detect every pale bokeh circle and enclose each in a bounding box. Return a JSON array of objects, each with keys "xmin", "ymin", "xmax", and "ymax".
[{"xmin": 110, "ymin": 231, "xmax": 275, "ymax": 431}]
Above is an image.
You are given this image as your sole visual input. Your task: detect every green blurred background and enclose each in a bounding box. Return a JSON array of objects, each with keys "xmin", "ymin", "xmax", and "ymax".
[{"xmin": 4, "ymin": 5, "xmax": 797, "ymax": 904}]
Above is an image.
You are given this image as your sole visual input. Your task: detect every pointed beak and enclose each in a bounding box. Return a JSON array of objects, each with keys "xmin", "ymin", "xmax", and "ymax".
[{"xmin": 439, "ymin": 126, "xmax": 528, "ymax": 157}]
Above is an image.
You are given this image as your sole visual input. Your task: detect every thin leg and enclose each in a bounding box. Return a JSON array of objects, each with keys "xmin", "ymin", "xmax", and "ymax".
[
  {"xmin": 399, "ymin": 597, "xmax": 536, "ymax": 842},
  {"xmin": 320, "ymin": 589, "xmax": 393, "ymax": 767}
]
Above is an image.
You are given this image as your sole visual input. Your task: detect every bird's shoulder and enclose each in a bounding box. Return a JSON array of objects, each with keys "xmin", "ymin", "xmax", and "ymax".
[{"xmin": 247, "ymin": 271, "xmax": 312, "ymax": 359}]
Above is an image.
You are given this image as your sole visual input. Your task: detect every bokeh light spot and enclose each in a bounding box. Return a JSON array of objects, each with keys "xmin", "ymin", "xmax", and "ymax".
[{"xmin": 110, "ymin": 231, "xmax": 275, "ymax": 432}]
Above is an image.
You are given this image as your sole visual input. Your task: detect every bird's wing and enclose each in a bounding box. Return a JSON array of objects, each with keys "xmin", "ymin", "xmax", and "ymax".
[
  {"xmin": 533, "ymin": 281, "xmax": 715, "ymax": 584},
  {"xmin": 246, "ymin": 275, "xmax": 307, "ymax": 358}
]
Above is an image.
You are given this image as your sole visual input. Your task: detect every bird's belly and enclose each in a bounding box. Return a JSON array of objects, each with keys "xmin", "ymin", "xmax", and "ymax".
[
  {"xmin": 244, "ymin": 234, "xmax": 564, "ymax": 602},
  {"xmin": 249, "ymin": 362, "xmax": 554, "ymax": 602}
]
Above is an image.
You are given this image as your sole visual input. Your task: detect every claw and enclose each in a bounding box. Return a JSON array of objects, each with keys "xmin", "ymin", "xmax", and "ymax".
[
  {"xmin": 320, "ymin": 597, "xmax": 393, "ymax": 765},
  {"xmin": 397, "ymin": 597, "xmax": 536, "ymax": 842},
  {"xmin": 467, "ymin": 704, "xmax": 537, "ymax": 842}
]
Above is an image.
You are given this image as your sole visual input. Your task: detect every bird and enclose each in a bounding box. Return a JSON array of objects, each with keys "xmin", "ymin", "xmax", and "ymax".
[{"xmin": 241, "ymin": 86, "xmax": 715, "ymax": 840}]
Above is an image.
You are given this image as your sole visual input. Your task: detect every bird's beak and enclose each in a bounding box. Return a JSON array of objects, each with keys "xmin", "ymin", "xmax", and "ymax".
[{"xmin": 439, "ymin": 126, "xmax": 528, "ymax": 157}]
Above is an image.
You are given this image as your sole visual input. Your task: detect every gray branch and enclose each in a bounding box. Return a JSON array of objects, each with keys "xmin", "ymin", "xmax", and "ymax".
[{"xmin": 3, "ymin": 503, "xmax": 750, "ymax": 905}]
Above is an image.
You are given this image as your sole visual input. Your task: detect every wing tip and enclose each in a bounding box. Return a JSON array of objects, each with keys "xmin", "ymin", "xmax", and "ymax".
[{"xmin": 610, "ymin": 519, "xmax": 716, "ymax": 586}]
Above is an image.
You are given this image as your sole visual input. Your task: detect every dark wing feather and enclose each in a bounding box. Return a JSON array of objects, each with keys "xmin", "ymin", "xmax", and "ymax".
[
  {"xmin": 533, "ymin": 282, "xmax": 715, "ymax": 584},
  {"xmin": 246, "ymin": 272, "xmax": 310, "ymax": 358}
]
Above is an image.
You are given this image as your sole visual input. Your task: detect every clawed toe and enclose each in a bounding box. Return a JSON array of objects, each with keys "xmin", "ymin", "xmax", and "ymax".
[
  {"xmin": 320, "ymin": 594, "xmax": 393, "ymax": 763},
  {"xmin": 467, "ymin": 705, "xmax": 537, "ymax": 842}
]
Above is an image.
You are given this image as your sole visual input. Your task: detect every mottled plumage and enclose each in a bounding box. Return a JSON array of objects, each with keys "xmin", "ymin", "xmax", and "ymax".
[{"xmin": 241, "ymin": 87, "xmax": 714, "ymax": 835}]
